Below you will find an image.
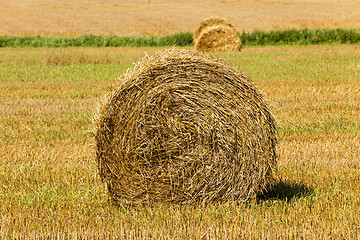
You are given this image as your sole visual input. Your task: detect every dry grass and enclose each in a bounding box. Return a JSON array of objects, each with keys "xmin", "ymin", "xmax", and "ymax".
[
  {"xmin": 1, "ymin": 0, "xmax": 360, "ymax": 36},
  {"xmin": 0, "ymin": 48, "xmax": 157, "ymax": 66},
  {"xmin": 0, "ymin": 45, "xmax": 359, "ymax": 238}
]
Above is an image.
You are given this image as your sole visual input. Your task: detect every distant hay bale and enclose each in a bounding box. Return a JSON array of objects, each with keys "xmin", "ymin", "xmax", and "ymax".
[
  {"xmin": 194, "ymin": 16, "xmax": 241, "ymax": 52},
  {"xmin": 193, "ymin": 16, "xmax": 236, "ymax": 43},
  {"xmin": 195, "ymin": 25, "xmax": 242, "ymax": 52},
  {"xmin": 95, "ymin": 48, "xmax": 277, "ymax": 205}
]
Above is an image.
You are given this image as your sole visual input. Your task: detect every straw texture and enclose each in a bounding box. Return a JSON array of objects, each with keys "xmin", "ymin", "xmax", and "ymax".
[
  {"xmin": 194, "ymin": 16, "xmax": 241, "ymax": 52},
  {"xmin": 193, "ymin": 16, "xmax": 236, "ymax": 43},
  {"xmin": 194, "ymin": 25, "xmax": 241, "ymax": 52},
  {"xmin": 95, "ymin": 48, "xmax": 277, "ymax": 204}
]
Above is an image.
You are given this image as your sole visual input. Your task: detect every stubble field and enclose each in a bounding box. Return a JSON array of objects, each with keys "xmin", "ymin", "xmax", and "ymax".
[
  {"xmin": 1, "ymin": 0, "xmax": 360, "ymax": 37},
  {"xmin": 1, "ymin": 0, "xmax": 360, "ymax": 238},
  {"xmin": 0, "ymin": 45, "xmax": 359, "ymax": 238}
]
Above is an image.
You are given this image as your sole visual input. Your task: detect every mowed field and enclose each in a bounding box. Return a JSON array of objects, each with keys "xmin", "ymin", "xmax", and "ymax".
[
  {"xmin": 1, "ymin": 0, "xmax": 360, "ymax": 238},
  {"xmin": 1, "ymin": 0, "xmax": 360, "ymax": 36},
  {"xmin": 0, "ymin": 45, "xmax": 359, "ymax": 238}
]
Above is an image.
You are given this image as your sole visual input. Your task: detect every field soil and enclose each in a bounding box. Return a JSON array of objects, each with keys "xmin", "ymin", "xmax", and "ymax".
[{"xmin": 1, "ymin": 0, "xmax": 360, "ymax": 36}]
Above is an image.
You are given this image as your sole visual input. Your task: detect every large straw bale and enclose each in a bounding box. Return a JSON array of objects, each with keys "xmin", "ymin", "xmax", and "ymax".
[
  {"xmin": 193, "ymin": 16, "xmax": 236, "ymax": 43},
  {"xmin": 95, "ymin": 48, "xmax": 277, "ymax": 204},
  {"xmin": 195, "ymin": 25, "xmax": 241, "ymax": 52}
]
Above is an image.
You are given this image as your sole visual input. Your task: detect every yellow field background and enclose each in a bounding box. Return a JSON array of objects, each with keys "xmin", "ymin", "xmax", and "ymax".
[
  {"xmin": 1, "ymin": 0, "xmax": 360, "ymax": 36},
  {"xmin": 1, "ymin": 1, "xmax": 360, "ymax": 238},
  {"xmin": 1, "ymin": 45, "xmax": 359, "ymax": 238}
]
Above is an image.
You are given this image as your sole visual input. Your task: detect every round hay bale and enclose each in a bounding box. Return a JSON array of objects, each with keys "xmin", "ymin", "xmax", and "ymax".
[
  {"xmin": 193, "ymin": 16, "xmax": 236, "ymax": 43},
  {"xmin": 194, "ymin": 25, "xmax": 242, "ymax": 52},
  {"xmin": 95, "ymin": 48, "xmax": 277, "ymax": 204}
]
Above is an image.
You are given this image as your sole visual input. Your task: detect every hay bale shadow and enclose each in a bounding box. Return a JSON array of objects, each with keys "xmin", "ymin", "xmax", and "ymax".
[{"xmin": 257, "ymin": 179, "xmax": 314, "ymax": 201}]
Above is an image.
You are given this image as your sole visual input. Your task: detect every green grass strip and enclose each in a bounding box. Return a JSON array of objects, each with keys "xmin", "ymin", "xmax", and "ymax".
[
  {"xmin": 241, "ymin": 28, "xmax": 360, "ymax": 46},
  {"xmin": 1, "ymin": 29, "xmax": 360, "ymax": 48},
  {"xmin": 0, "ymin": 32, "xmax": 193, "ymax": 48}
]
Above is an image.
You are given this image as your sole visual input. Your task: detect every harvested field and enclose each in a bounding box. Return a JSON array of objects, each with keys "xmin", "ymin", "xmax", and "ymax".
[
  {"xmin": 1, "ymin": 45, "xmax": 359, "ymax": 238},
  {"xmin": 1, "ymin": 0, "xmax": 360, "ymax": 36},
  {"xmin": 1, "ymin": 0, "xmax": 360, "ymax": 237}
]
